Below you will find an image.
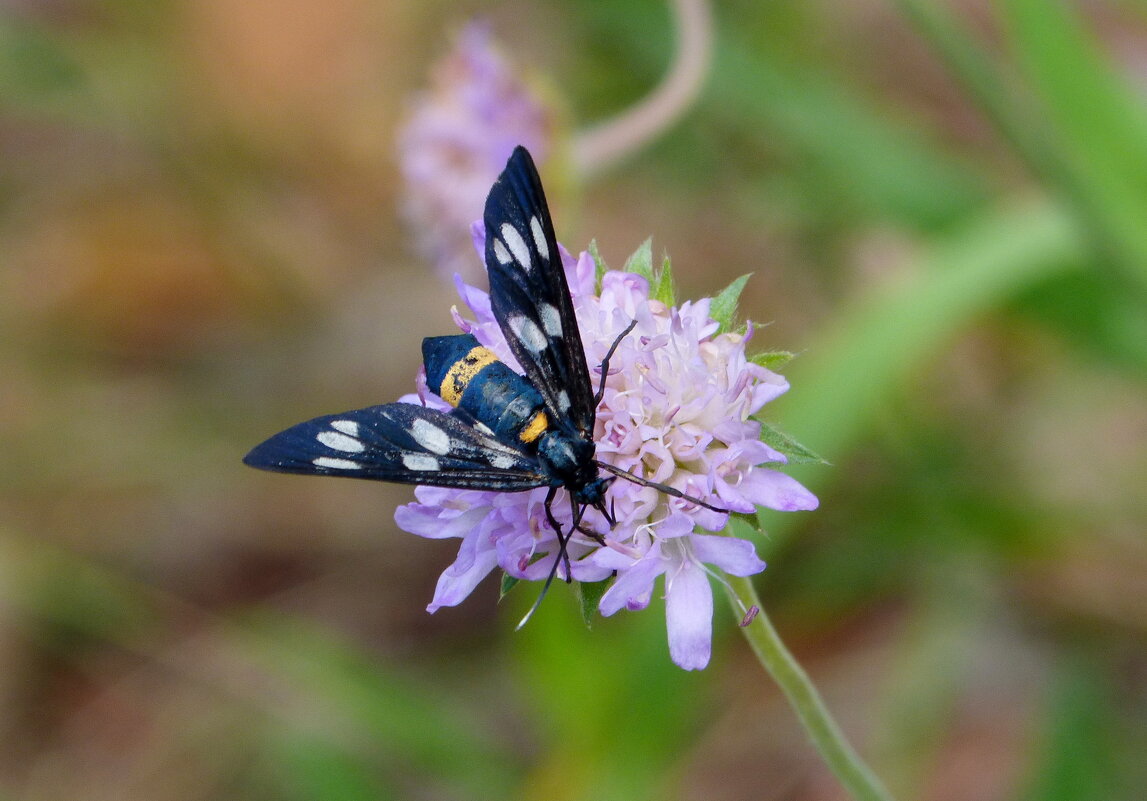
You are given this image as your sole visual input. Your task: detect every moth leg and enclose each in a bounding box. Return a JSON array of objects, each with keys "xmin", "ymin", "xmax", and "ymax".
[
  {"xmin": 593, "ymin": 319, "xmax": 638, "ymax": 406},
  {"xmin": 571, "ymin": 502, "xmax": 606, "ymax": 545},
  {"xmin": 542, "ymin": 485, "xmax": 573, "ymax": 583},
  {"xmin": 516, "ymin": 487, "xmax": 569, "ymax": 630}
]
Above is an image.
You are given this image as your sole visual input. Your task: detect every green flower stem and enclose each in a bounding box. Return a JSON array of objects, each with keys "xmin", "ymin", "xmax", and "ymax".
[{"xmin": 726, "ymin": 575, "xmax": 897, "ymax": 801}]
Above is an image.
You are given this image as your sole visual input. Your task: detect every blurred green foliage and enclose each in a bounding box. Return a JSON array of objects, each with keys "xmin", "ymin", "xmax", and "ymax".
[{"xmin": 2, "ymin": 1, "xmax": 1146, "ymax": 799}]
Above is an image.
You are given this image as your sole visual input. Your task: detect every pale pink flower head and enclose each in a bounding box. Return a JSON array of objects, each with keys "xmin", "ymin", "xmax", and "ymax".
[
  {"xmin": 396, "ymin": 238, "xmax": 818, "ymax": 670},
  {"xmin": 398, "ymin": 22, "xmax": 559, "ymax": 282}
]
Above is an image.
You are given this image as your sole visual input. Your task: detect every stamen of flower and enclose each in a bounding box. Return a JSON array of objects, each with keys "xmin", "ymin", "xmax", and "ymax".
[
  {"xmin": 643, "ymin": 371, "xmax": 668, "ymax": 395},
  {"xmin": 698, "ymin": 559, "xmax": 745, "ymax": 605},
  {"xmin": 663, "ymin": 559, "xmax": 686, "ymax": 600},
  {"xmin": 605, "ymin": 538, "xmax": 643, "ymax": 560}
]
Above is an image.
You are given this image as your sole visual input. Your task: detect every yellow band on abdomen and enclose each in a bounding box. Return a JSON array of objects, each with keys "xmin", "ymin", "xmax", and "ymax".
[
  {"xmin": 519, "ymin": 411, "xmax": 549, "ymax": 443},
  {"xmin": 439, "ymin": 346, "xmax": 499, "ymax": 407}
]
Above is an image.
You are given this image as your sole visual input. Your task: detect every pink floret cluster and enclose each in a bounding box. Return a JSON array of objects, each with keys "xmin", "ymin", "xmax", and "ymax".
[{"xmin": 395, "ymin": 236, "xmax": 816, "ymax": 669}]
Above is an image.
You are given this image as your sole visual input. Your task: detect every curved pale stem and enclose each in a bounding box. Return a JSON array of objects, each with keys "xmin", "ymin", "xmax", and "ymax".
[{"xmin": 573, "ymin": 0, "xmax": 713, "ymax": 177}]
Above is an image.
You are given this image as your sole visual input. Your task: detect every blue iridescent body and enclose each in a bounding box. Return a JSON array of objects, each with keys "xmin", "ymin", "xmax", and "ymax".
[
  {"xmin": 422, "ymin": 333, "xmax": 603, "ymax": 499},
  {"xmin": 422, "ymin": 334, "xmax": 546, "ymax": 443}
]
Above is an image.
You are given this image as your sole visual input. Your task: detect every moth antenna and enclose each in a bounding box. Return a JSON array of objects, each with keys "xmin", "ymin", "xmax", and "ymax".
[
  {"xmin": 594, "ymin": 461, "xmax": 728, "ymax": 514},
  {"xmin": 594, "ymin": 319, "xmax": 638, "ymax": 406}
]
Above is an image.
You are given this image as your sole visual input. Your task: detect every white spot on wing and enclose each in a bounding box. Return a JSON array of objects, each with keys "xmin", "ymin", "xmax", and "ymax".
[
  {"xmin": 403, "ymin": 453, "xmax": 439, "ymax": 471},
  {"xmin": 508, "ymin": 315, "xmax": 548, "ymax": 354},
  {"xmin": 489, "ymin": 453, "xmax": 518, "ymax": 470},
  {"xmin": 410, "ymin": 418, "xmax": 451, "ymax": 455},
  {"xmin": 556, "ymin": 390, "xmax": 571, "ymax": 412},
  {"xmin": 538, "ymin": 302, "xmax": 562, "ymax": 337},
  {"xmin": 530, "ymin": 216, "xmax": 550, "ymax": 262},
  {"xmin": 493, "ymin": 239, "xmax": 512, "ymax": 265},
  {"xmin": 500, "ymin": 223, "xmax": 531, "ymax": 272},
  {"xmin": 317, "ymin": 431, "xmax": 365, "ymax": 453},
  {"xmin": 330, "ymin": 419, "xmax": 359, "ymax": 437},
  {"xmin": 313, "ymin": 457, "xmax": 361, "ymax": 470}
]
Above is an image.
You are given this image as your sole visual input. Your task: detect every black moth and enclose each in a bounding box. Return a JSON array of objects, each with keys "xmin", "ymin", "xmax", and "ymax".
[{"xmin": 245, "ymin": 146, "xmax": 725, "ymax": 623}]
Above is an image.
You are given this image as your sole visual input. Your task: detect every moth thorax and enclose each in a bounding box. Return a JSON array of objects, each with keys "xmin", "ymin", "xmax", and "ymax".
[{"xmin": 537, "ymin": 431, "xmax": 597, "ymax": 490}]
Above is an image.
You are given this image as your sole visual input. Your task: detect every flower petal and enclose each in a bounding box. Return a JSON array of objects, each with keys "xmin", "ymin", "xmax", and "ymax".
[
  {"xmin": 739, "ymin": 468, "xmax": 819, "ymax": 511},
  {"xmin": 469, "ymin": 220, "xmax": 486, "ymax": 262},
  {"xmin": 665, "ymin": 564, "xmax": 713, "ymax": 670},
  {"xmin": 599, "ymin": 552, "xmax": 665, "ymax": 615},
  {"xmin": 689, "ymin": 534, "xmax": 766, "ymax": 576},
  {"xmin": 395, "ymin": 501, "xmax": 491, "ymax": 540},
  {"xmin": 427, "ymin": 540, "xmax": 500, "ymax": 612},
  {"xmin": 453, "ymin": 273, "xmax": 494, "ymax": 326},
  {"xmin": 654, "ymin": 512, "xmax": 697, "ymax": 539}
]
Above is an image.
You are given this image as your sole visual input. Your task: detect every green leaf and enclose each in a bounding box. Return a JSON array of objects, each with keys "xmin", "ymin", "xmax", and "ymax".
[
  {"xmin": 713, "ymin": 25, "xmax": 989, "ymax": 231},
  {"xmin": 268, "ymin": 731, "xmax": 394, "ymax": 801},
  {"xmin": 650, "ymin": 254, "xmax": 677, "ymax": 306},
  {"xmin": 730, "ymin": 511, "xmax": 763, "ymax": 535},
  {"xmin": 574, "ymin": 579, "xmax": 610, "ymax": 627},
  {"xmin": 710, "ymin": 274, "xmax": 752, "ymax": 332},
  {"xmin": 240, "ymin": 615, "xmax": 516, "ymax": 797},
  {"xmin": 1001, "ymin": 0, "xmax": 1147, "ymax": 292},
  {"xmin": 750, "ymin": 350, "xmax": 795, "ymax": 370},
  {"xmin": 1021, "ymin": 657, "xmax": 1123, "ymax": 801},
  {"xmin": 587, "ymin": 1, "xmax": 988, "ymax": 231},
  {"xmin": 499, "ymin": 572, "xmax": 519, "ymax": 599},
  {"xmin": 588, "ymin": 239, "xmax": 609, "ymax": 288},
  {"xmin": 0, "ymin": 18, "xmax": 86, "ymax": 102},
  {"xmin": 757, "ymin": 420, "xmax": 829, "ymax": 465},
  {"xmin": 765, "ymin": 201, "xmax": 1082, "ymax": 550},
  {"xmin": 622, "ymin": 238, "xmax": 654, "ymax": 283}
]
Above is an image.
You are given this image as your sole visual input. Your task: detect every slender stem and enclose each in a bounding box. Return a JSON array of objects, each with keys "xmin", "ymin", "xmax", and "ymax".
[
  {"xmin": 573, "ymin": 0, "xmax": 713, "ymax": 177},
  {"xmin": 726, "ymin": 575, "xmax": 897, "ymax": 801}
]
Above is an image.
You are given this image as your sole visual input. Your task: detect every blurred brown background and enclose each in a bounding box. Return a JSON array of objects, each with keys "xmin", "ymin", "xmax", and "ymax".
[{"xmin": 3, "ymin": 1, "xmax": 1147, "ymax": 800}]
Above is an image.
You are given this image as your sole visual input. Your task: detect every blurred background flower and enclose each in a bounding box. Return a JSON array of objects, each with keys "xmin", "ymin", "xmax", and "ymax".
[
  {"xmin": 2, "ymin": 1, "xmax": 1147, "ymax": 800},
  {"xmin": 397, "ymin": 21, "xmax": 560, "ymax": 283}
]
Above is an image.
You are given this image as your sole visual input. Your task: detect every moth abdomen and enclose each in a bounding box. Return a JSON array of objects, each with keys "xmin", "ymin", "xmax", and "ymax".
[{"xmin": 422, "ymin": 334, "xmax": 550, "ymax": 444}]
